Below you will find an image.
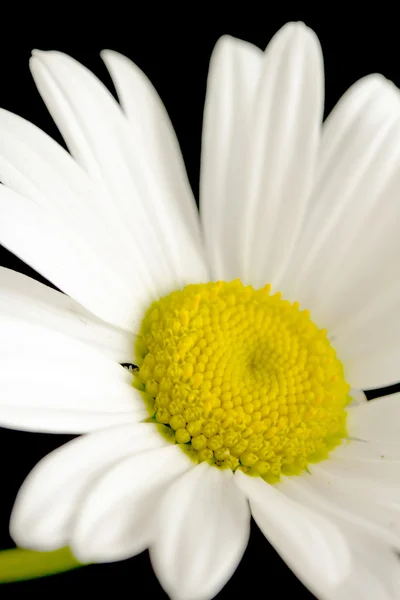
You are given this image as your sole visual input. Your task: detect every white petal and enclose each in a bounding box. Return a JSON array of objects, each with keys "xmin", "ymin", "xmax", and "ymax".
[
  {"xmin": 30, "ymin": 50, "xmax": 208, "ymax": 292},
  {"xmin": 200, "ymin": 35, "xmax": 263, "ymax": 280},
  {"xmin": 278, "ymin": 395, "xmax": 400, "ymax": 551},
  {"xmin": 0, "ymin": 267, "xmax": 134, "ymax": 363},
  {"xmin": 279, "ymin": 75, "xmax": 400, "ymax": 389},
  {"xmin": 0, "ymin": 319, "xmax": 147, "ymax": 433},
  {"xmin": 334, "ymin": 438, "xmax": 400, "ymax": 461},
  {"xmin": 344, "ymin": 343, "xmax": 400, "ymax": 391},
  {"xmin": 281, "ymin": 473, "xmax": 400, "ymax": 600},
  {"xmin": 10, "ymin": 423, "xmax": 165, "ymax": 550},
  {"xmin": 347, "ymin": 393, "xmax": 400, "ymax": 444},
  {"xmin": 281, "ymin": 75, "xmax": 400, "ymax": 297},
  {"xmin": 235, "ymin": 470, "xmax": 351, "ymax": 594},
  {"xmin": 0, "ymin": 407, "xmax": 145, "ymax": 434},
  {"xmin": 150, "ymin": 463, "xmax": 250, "ymax": 600},
  {"xmin": 71, "ymin": 445, "xmax": 193, "ymax": 563},
  {"xmin": 279, "ymin": 472, "xmax": 400, "ymax": 551},
  {"xmin": 317, "ymin": 455, "xmax": 400, "ymax": 487},
  {"xmin": 0, "ymin": 106, "xmax": 144, "ymax": 292},
  {"xmin": 239, "ymin": 23, "xmax": 323, "ymax": 288},
  {"xmin": 325, "ymin": 534, "xmax": 400, "ymax": 600},
  {"xmin": 280, "ymin": 455, "xmax": 400, "ymax": 551},
  {"xmin": 0, "ymin": 185, "xmax": 150, "ymax": 331},
  {"xmin": 101, "ymin": 50, "xmax": 202, "ymax": 250}
]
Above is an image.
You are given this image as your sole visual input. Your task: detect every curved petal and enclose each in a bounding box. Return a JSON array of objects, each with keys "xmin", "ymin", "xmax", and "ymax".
[
  {"xmin": 280, "ymin": 474, "xmax": 400, "ymax": 549},
  {"xmin": 10, "ymin": 423, "xmax": 165, "ymax": 550},
  {"xmin": 238, "ymin": 22, "xmax": 324, "ymax": 288},
  {"xmin": 30, "ymin": 50, "xmax": 208, "ymax": 292},
  {"xmin": 235, "ymin": 470, "xmax": 351, "ymax": 595},
  {"xmin": 317, "ymin": 399, "xmax": 400, "ymax": 543},
  {"xmin": 0, "ymin": 106, "xmax": 144, "ymax": 291},
  {"xmin": 0, "ymin": 407, "xmax": 146, "ymax": 434},
  {"xmin": 0, "ymin": 267, "xmax": 134, "ymax": 363},
  {"xmin": 101, "ymin": 50, "xmax": 202, "ymax": 249},
  {"xmin": 280, "ymin": 446, "xmax": 400, "ymax": 550},
  {"xmin": 151, "ymin": 463, "xmax": 250, "ymax": 600},
  {"xmin": 275, "ymin": 472, "xmax": 400, "ymax": 600},
  {"xmin": 0, "ymin": 185, "xmax": 150, "ymax": 332},
  {"xmin": 281, "ymin": 74, "xmax": 400, "ymax": 299},
  {"xmin": 71, "ymin": 445, "xmax": 193, "ymax": 563},
  {"xmin": 279, "ymin": 75, "xmax": 400, "ymax": 389},
  {"xmin": 0, "ymin": 319, "xmax": 146, "ymax": 433},
  {"xmin": 200, "ymin": 35, "xmax": 263, "ymax": 280}
]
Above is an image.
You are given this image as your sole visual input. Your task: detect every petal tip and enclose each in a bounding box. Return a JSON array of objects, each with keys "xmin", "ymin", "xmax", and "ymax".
[
  {"xmin": 212, "ymin": 34, "xmax": 237, "ymax": 58},
  {"xmin": 99, "ymin": 48, "xmax": 117, "ymax": 63},
  {"xmin": 267, "ymin": 21, "xmax": 322, "ymax": 62}
]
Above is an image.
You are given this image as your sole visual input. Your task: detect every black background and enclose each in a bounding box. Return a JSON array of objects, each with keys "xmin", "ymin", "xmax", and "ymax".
[{"xmin": 0, "ymin": 17, "xmax": 400, "ymax": 599}]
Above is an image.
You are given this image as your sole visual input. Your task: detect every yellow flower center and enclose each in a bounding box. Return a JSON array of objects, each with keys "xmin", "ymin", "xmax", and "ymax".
[{"xmin": 135, "ymin": 280, "xmax": 350, "ymax": 483}]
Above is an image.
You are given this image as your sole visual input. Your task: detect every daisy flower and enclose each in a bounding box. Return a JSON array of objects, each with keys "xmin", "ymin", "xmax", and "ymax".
[{"xmin": 0, "ymin": 22, "xmax": 400, "ymax": 600}]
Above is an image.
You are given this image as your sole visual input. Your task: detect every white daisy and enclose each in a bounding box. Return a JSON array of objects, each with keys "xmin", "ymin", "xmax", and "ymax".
[{"xmin": 0, "ymin": 22, "xmax": 400, "ymax": 600}]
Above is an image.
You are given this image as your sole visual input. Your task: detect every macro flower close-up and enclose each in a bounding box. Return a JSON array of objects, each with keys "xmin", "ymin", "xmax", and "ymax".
[{"xmin": 0, "ymin": 21, "xmax": 400, "ymax": 600}]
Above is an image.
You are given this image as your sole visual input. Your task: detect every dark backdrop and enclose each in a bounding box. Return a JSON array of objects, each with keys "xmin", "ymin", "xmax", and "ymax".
[{"xmin": 0, "ymin": 19, "xmax": 399, "ymax": 599}]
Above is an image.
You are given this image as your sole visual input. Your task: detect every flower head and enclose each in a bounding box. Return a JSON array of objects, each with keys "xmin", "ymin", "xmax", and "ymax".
[{"xmin": 0, "ymin": 22, "xmax": 400, "ymax": 600}]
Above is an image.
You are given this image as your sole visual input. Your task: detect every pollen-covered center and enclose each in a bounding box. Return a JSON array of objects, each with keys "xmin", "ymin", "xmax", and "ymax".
[{"xmin": 135, "ymin": 280, "xmax": 350, "ymax": 482}]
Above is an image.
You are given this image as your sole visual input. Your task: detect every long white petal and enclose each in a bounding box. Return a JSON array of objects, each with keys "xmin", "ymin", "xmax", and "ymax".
[
  {"xmin": 30, "ymin": 50, "xmax": 208, "ymax": 292},
  {"xmin": 0, "ymin": 407, "xmax": 145, "ymax": 434},
  {"xmin": 279, "ymin": 75, "xmax": 400, "ymax": 389},
  {"xmin": 101, "ymin": 50, "xmax": 202, "ymax": 250},
  {"xmin": 0, "ymin": 185, "xmax": 149, "ymax": 331},
  {"xmin": 239, "ymin": 22, "xmax": 323, "ymax": 288},
  {"xmin": 235, "ymin": 470, "xmax": 351, "ymax": 595},
  {"xmin": 10, "ymin": 423, "xmax": 165, "ymax": 550},
  {"xmin": 0, "ymin": 267, "xmax": 134, "ymax": 363},
  {"xmin": 0, "ymin": 107, "xmax": 143, "ymax": 288},
  {"xmin": 200, "ymin": 35, "xmax": 263, "ymax": 280},
  {"xmin": 71, "ymin": 445, "xmax": 192, "ymax": 563},
  {"xmin": 0, "ymin": 319, "xmax": 146, "ymax": 432},
  {"xmin": 151, "ymin": 463, "xmax": 250, "ymax": 600}
]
